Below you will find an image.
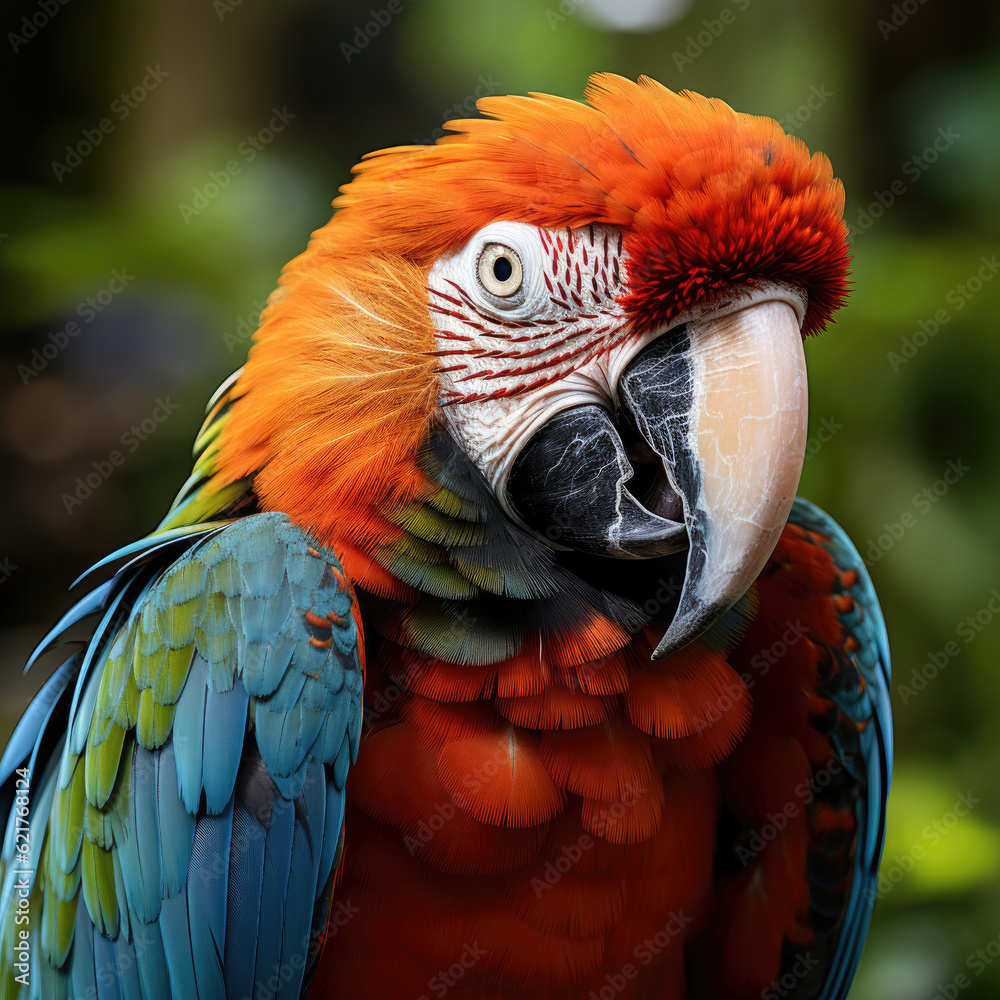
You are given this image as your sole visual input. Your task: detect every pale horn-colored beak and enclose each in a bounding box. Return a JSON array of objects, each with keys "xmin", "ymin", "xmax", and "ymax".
[{"xmin": 618, "ymin": 297, "xmax": 809, "ymax": 657}]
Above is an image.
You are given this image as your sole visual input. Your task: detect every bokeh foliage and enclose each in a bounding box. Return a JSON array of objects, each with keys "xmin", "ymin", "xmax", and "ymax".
[{"xmin": 1, "ymin": 0, "xmax": 999, "ymax": 995}]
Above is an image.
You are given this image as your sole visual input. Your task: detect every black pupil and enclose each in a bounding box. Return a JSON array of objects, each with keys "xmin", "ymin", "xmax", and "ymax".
[{"xmin": 493, "ymin": 256, "xmax": 513, "ymax": 282}]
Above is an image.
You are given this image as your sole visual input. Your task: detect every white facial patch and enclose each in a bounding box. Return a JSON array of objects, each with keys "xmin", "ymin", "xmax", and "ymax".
[{"xmin": 429, "ymin": 222, "xmax": 656, "ymax": 504}]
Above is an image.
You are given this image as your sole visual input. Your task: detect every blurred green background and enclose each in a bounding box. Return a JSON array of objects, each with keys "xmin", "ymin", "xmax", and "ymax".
[{"xmin": 1, "ymin": 0, "xmax": 998, "ymax": 995}]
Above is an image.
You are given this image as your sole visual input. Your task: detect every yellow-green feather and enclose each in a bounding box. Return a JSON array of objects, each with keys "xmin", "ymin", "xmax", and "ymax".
[
  {"xmin": 85, "ymin": 722, "xmax": 126, "ymax": 809},
  {"xmin": 80, "ymin": 838, "xmax": 117, "ymax": 939}
]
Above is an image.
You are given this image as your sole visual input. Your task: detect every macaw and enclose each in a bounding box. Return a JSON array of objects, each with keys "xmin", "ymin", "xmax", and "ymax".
[{"xmin": 0, "ymin": 74, "xmax": 891, "ymax": 1000}]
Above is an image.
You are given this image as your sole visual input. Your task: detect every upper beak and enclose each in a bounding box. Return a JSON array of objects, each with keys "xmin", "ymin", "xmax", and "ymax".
[
  {"xmin": 620, "ymin": 298, "xmax": 809, "ymax": 656},
  {"xmin": 507, "ymin": 295, "xmax": 808, "ymax": 656}
]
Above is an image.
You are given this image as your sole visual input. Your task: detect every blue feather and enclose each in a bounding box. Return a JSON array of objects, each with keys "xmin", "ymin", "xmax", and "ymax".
[
  {"xmin": 201, "ymin": 682, "xmax": 249, "ymax": 814},
  {"xmin": 2, "ymin": 512, "xmax": 363, "ymax": 1000},
  {"xmin": 130, "ymin": 907, "xmax": 171, "ymax": 1000},
  {"xmin": 318, "ymin": 780, "xmax": 347, "ymax": 897},
  {"xmin": 25, "ymin": 581, "xmax": 112, "ymax": 673},
  {"xmin": 254, "ymin": 702, "xmax": 324, "ymax": 778},
  {"xmin": 244, "ymin": 632, "xmax": 296, "ymax": 699},
  {"xmin": 70, "ymin": 894, "xmax": 97, "ymax": 1000},
  {"xmin": 112, "ymin": 929, "xmax": 143, "ymax": 1000},
  {"xmin": 270, "ymin": 753, "xmax": 311, "ymax": 801},
  {"xmin": 93, "ymin": 927, "xmax": 124, "ymax": 1000},
  {"xmin": 253, "ymin": 795, "xmax": 295, "ymax": 995},
  {"xmin": 156, "ymin": 740, "xmax": 195, "ymax": 900},
  {"xmin": 171, "ymin": 653, "xmax": 208, "ymax": 814},
  {"xmin": 118, "ymin": 744, "xmax": 163, "ymax": 924},
  {"xmin": 186, "ymin": 800, "xmax": 234, "ymax": 995},
  {"xmin": 70, "ymin": 523, "xmax": 227, "ymax": 590},
  {"xmin": 30, "ymin": 937, "xmax": 70, "ymax": 1000},
  {"xmin": 0, "ymin": 654, "xmax": 76, "ymax": 787},
  {"xmin": 158, "ymin": 889, "xmax": 199, "ymax": 999},
  {"xmin": 276, "ymin": 793, "xmax": 324, "ymax": 999},
  {"xmin": 0, "ymin": 737, "xmax": 64, "ymax": 951},
  {"xmin": 222, "ymin": 800, "xmax": 265, "ymax": 1000},
  {"xmin": 59, "ymin": 580, "xmax": 139, "ymax": 788}
]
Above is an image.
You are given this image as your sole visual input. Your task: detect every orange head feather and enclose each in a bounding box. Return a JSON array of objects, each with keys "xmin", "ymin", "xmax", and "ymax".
[{"xmin": 212, "ymin": 73, "xmax": 850, "ymax": 580}]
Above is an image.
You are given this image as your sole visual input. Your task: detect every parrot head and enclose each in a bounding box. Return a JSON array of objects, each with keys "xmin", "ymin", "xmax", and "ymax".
[{"xmin": 207, "ymin": 73, "xmax": 850, "ymax": 660}]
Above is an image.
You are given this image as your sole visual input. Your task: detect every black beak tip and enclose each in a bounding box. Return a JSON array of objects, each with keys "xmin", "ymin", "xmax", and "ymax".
[{"xmin": 651, "ymin": 599, "xmax": 729, "ymax": 659}]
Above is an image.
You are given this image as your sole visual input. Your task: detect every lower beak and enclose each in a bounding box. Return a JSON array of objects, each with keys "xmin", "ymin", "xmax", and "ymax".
[
  {"xmin": 619, "ymin": 299, "xmax": 808, "ymax": 656},
  {"xmin": 506, "ymin": 297, "xmax": 808, "ymax": 657}
]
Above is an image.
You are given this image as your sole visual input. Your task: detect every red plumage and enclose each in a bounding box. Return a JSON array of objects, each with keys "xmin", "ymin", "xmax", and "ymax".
[{"xmin": 312, "ymin": 529, "xmax": 856, "ymax": 998}]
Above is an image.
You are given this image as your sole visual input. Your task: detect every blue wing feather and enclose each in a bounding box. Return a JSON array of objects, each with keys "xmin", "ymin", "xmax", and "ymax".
[
  {"xmin": 112, "ymin": 929, "xmax": 143, "ymax": 1000},
  {"xmin": 186, "ymin": 798, "xmax": 233, "ymax": 995},
  {"xmin": 71, "ymin": 523, "xmax": 228, "ymax": 589},
  {"xmin": 93, "ymin": 928, "xmax": 124, "ymax": 1000},
  {"xmin": 223, "ymin": 798, "xmax": 266, "ymax": 1000},
  {"xmin": 789, "ymin": 498, "xmax": 892, "ymax": 1000},
  {"xmin": 119, "ymin": 744, "xmax": 163, "ymax": 925},
  {"xmin": 278, "ymin": 789, "xmax": 326, "ymax": 999},
  {"xmin": 69, "ymin": 896, "xmax": 97, "ymax": 1000},
  {"xmin": 24, "ymin": 581, "xmax": 113, "ymax": 673},
  {"xmin": 0, "ymin": 655, "xmax": 76, "ymax": 789},
  {"xmin": 157, "ymin": 889, "xmax": 199, "ymax": 998},
  {"xmin": 253, "ymin": 793, "xmax": 296, "ymax": 993},
  {"xmin": 200, "ymin": 681, "xmax": 250, "ymax": 815},
  {"xmin": 155, "ymin": 740, "xmax": 195, "ymax": 900},
  {"xmin": 0, "ymin": 512, "xmax": 364, "ymax": 1000}
]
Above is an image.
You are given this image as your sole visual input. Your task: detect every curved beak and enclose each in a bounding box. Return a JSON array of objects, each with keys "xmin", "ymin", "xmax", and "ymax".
[{"xmin": 619, "ymin": 299, "xmax": 809, "ymax": 657}]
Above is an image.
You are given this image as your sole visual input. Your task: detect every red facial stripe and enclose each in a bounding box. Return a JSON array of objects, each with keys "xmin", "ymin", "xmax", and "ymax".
[{"xmin": 429, "ymin": 225, "xmax": 629, "ymax": 406}]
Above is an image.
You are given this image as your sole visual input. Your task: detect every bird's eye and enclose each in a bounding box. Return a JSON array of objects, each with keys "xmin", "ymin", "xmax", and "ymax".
[{"xmin": 478, "ymin": 244, "xmax": 523, "ymax": 297}]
